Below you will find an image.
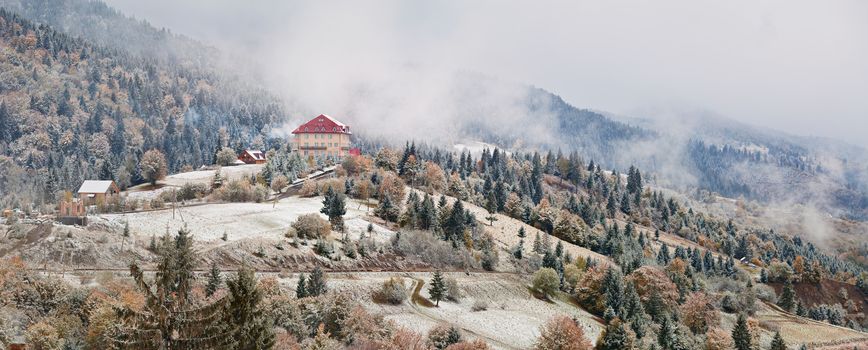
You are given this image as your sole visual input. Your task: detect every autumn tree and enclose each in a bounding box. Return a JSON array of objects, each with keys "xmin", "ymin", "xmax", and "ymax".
[
  {"xmin": 679, "ymin": 292, "xmax": 718, "ymax": 334},
  {"xmin": 140, "ymin": 149, "xmax": 168, "ymax": 186},
  {"xmin": 534, "ymin": 316, "xmax": 593, "ymax": 350},
  {"xmin": 216, "ymin": 147, "xmax": 237, "ymax": 166}
]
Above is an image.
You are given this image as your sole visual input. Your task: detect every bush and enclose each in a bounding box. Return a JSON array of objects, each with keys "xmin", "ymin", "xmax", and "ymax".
[
  {"xmin": 292, "ymin": 214, "xmax": 331, "ymax": 239},
  {"xmin": 212, "ymin": 179, "xmax": 260, "ymax": 202},
  {"xmin": 471, "ymin": 300, "xmax": 488, "ymax": 312},
  {"xmin": 299, "ymin": 180, "xmax": 318, "ymax": 197},
  {"xmin": 533, "ymin": 316, "xmax": 592, "ymax": 350},
  {"xmin": 445, "ymin": 277, "xmax": 462, "ymax": 301},
  {"xmin": 271, "ymin": 175, "xmax": 289, "ymax": 193},
  {"xmin": 372, "ymin": 277, "xmax": 408, "ymax": 305},
  {"xmin": 392, "ymin": 230, "xmax": 475, "ymax": 269},
  {"xmin": 178, "ymin": 182, "xmax": 208, "ymax": 201},
  {"xmin": 26, "ymin": 321, "xmax": 64, "ymax": 350},
  {"xmin": 445, "ymin": 339, "xmax": 491, "ymax": 350},
  {"xmin": 150, "ymin": 197, "xmax": 165, "ymax": 209},
  {"xmin": 428, "ymin": 324, "xmax": 462, "ymax": 350},
  {"xmin": 533, "ymin": 268, "xmax": 560, "ymax": 297}
]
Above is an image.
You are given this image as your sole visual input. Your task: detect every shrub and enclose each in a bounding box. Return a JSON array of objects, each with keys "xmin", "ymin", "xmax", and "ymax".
[
  {"xmin": 372, "ymin": 277, "xmax": 408, "ymax": 305},
  {"xmin": 533, "ymin": 316, "xmax": 592, "ymax": 350},
  {"xmin": 178, "ymin": 182, "xmax": 208, "ymax": 201},
  {"xmin": 271, "ymin": 175, "xmax": 289, "ymax": 193},
  {"xmin": 428, "ymin": 324, "xmax": 462, "ymax": 350},
  {"xmin": 292, "ymin": 214, "xmax": 331, "ymax": 239},
  {"xmin": 533, "ymin": 268, "xmax": 560, "ymax": 298},
  {"xmin": 299, "ymin": 180, "xmax": 318, "ymax": 197},
  {"xmin": 471, "ymin": 300, "xmax": 488, "ymax": 312},
  {"xmin": 445, "ymin": 339, "xmax": 491, "ymax": 350},
  {"xmin": 392, "ymin": 231, "xmax": 476, "ymax": 269},
  {"xmin": 212, "ymin": 179, "xmax": 260, "ymax": 202},
  {"xmin": 150, "ymin": 197, "xmax": 165, "ymax": 209},
  {"xmin": 26, "ymin": 321, "xmax": 64, "ymax": 350},
  {"xmin": 445, "ymin": 277, "xmax": 462, "ymax": 301}
]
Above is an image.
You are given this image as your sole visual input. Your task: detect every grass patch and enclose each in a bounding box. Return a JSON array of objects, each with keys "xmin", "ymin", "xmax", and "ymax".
[{"xmin": 411, "ymin": 279, "xmax": 436, "ymax": 307}]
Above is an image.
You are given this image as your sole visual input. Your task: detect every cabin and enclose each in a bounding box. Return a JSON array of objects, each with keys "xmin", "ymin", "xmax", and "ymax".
[
  {"xmin": 238, "ymin": 149, "xmax": 267, "ymax": 164},
  {"xmin": 291, "ymin": 114, "xmax": 354, "ymax": 160},
  {"xmin": 77, "ymin": 180, "xmax": 119, "ymax": 206}
]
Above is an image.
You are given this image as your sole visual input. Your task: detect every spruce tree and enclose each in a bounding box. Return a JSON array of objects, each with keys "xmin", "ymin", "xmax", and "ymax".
[
  {"xmin": 596, "ymin": 318, "xmax": 632, "ymax": 350},
  {"xmin": 778, "ymin": 281, "xmax": 796, "ymax": 312},
  {"xmin": 307, "ymin": 267, "xmax": 328, "ymax": 297},
  {"xmin": 731, "ymin": 313, "xmax": 752, "ymax": 350},
  {"xmin": 429, "ymin": 271, "xmax": 446, "ymax": 306},
  {"xmin": 769, "ymin": 331, "xmax": 787, "ymax": 350},
  {"xmin": 226, "ymin": 264, "xmax": 275, "ymax": 349},
  {"xmin": 206, "ymin": 262, "xmax": 222, "ymax": 297},
  {"xmin": 296, "ymin": 274, "xmax": 307, "ymax": 298}
]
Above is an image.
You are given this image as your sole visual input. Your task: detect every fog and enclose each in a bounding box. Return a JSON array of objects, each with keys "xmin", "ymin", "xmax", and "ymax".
[{"xmin": 105, "ymin": 0, "xmax": 868, "ymax": 148}]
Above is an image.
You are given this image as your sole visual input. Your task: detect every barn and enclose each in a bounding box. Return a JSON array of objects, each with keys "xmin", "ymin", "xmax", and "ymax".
[{"xmin": 77, "ymin": 180, "xmax": 119, "ymax": 205}]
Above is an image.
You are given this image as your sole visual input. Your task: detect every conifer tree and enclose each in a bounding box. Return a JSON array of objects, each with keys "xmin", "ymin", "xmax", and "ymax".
[
  {"xmin": 307, "ymin": 267, "xmax": 328, "ymax": 297},
  {"xmin": 296, "ymin": 274, "xmax": 307, "ymax": 298},
  {"xmin": 226, "ymin": 263, "xmax": 275, "ymax": 349},
  {"xmin": 778, "ymin": 281, "xmax": 796, "ymax": 312},
  {"xmin": 429, "ymin": 271, "xmax": 446, "ymax": 306},
  {"xmin": 769, "ymin": 331, "xmax": 787, "ymax": 350},
  {"xmin": 320, "ymin": 187, "xmax": 346, "ymax": 231},
  {"xmin": 731, "ymin": 313, "xmax": 752, "ymax": 350},
  {"xmin": 518, "ymin": 226, "xmax": 526, "ymax": 239},
  {"xmin": 206, "ymin": 262, "xmax": 222, "ymax": 297},
  {"xmin": 596, "ymin": 318, "xmax": 632, "ymax": 350},
  {"xmin": 375, "ymin": 195, "xmax": 399, "ymax": 222}
]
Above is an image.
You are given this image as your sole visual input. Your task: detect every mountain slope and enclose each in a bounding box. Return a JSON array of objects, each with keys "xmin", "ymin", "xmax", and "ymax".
[{"xmin": 0, "ymin": 6, "xmax": 284, "ymax": 209}]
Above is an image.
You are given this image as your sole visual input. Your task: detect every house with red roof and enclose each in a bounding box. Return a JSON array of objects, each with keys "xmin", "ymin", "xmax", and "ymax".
[{"xmin": 291, "ymin": 114, "xmax": 355, "ymax": 159}]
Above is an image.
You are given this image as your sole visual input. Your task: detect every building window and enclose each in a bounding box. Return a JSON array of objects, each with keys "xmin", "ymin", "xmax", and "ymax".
[{"xmin": 304, "ymin": 127, "xmax": 309, "ymax": 132}]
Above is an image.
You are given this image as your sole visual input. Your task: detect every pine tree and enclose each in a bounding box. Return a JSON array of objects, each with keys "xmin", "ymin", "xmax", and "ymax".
[
  {"xmin": 602, "ymin": 268, "xmax": 624, "ymax": 315},
  {"xmin": 777, "ymin": 281, "xmax": 796, "ymax": 312},
  {"xmin": 445, "ymin": 200, "xmax": 467, "ymax": 242},
  {"xmin": 533, "ymin": 233, "xmax": 543, "ymax": 253},
  {"xmin": 731, "ymin": 313, "xmax": 752, "ymax": 350},
  {"xmin": 596, "ymin": 318, "xmax": 632, "ymax": 350},
  {"xmin": 307, "ymin": 267, "xmax": 328, "ymax": 297},
  {"xmin": 429, "ymin": 271, "xmax": 446, "ymax": 306},
  {"xmin": 769, "ymin": 331, "xmax": 787, "ymax": 350},
  {"xmin": 321, "ymin": 187, "xmax": 346, "ymax": 231},
  {"xmin": 375, "ymin": 195, "xmax": 399, "ymax": 222},
  {"xmin": 513, "ymin": 239, "xmax": 524, "ymax": 259},
  {"xmin": 206, "ymin": 262, "xmax": 222, "ymax": 297},
  {"xmin": 518, "ymin": 227, "xmax": 526, "ymax": 239},
  {"xmin": 226, "ymin": 264, "xmax": 275, "ymax": 349},
  {"xmin": 296, "ymin": 274, "xmax": 307, "ymax": 298}
]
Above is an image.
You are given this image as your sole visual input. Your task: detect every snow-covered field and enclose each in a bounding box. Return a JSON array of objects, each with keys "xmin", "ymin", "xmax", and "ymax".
[
  {"xmin": 284, "ymin": 271, "xmax": 604, "ymax": 350},
  {"xmin": 97, "ymin": 195, "xmax": 392, "ymax": 245}
]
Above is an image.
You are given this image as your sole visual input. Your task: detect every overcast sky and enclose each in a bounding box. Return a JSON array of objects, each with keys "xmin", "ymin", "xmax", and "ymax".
[{"xmin": 105, "ymin": 0, "xmax": 868, "ymax": 147}]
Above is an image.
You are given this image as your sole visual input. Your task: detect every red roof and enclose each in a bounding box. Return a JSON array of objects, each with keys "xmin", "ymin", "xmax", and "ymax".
[{"xmin": 291, "ymin": 114, "xmax": 351, "ymax": 135}]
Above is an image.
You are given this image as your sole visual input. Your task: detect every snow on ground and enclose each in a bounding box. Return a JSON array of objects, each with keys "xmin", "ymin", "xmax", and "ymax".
[
  {"xmin": 285, "ymin": 271, "xmax": 604, "ymax": 350},
  {"xmin": 162, "ymin": 164, "xmax": 264, "ymax": 187},
  {"xmin": 97, "ymin": 195, "xmax": 392, "ymax": 245}
]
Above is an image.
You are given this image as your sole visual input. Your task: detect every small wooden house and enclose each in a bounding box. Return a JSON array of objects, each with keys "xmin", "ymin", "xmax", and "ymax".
[
  {"xmin": 238, "ymin": 150, "xmax": 267, "ymax": 164},
  {"xmin": 77, "ymin": 180, "xmax": 119, "ymax": 205}
]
